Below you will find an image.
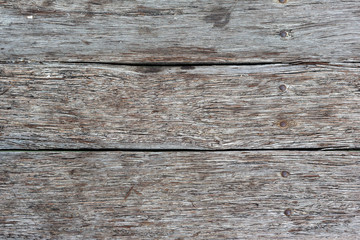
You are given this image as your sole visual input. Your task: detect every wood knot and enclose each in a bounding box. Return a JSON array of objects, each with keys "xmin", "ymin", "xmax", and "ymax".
[
  {"xmin": 278, "ymin": 0, "xmax": 287, "ymax": 3},
  {"xmin": 69, "ymin": 169, "xmax": 77, "ymax": 175}
]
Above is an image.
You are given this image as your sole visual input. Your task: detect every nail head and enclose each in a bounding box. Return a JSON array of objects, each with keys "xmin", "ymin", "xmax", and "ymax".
[
  {"xmin": 281, "ymin": 171, "xmax": 290, "ymax": 177},
  {"xmin": 284, "ymin": 208, "xmax": 292, "ymax": 216},
  {"xmin": 279, "ymin": 84, "xmax": 287, "ymax": 91},
  {"xmin": 280, "ymin": 30, "xmax": 288, "ymax": 38},
  {"xmin": 279, "ymin": 121, "xmax": 288, "ymax": 128}
]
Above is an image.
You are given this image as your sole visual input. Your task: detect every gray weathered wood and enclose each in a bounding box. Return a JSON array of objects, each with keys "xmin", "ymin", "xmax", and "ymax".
[
  {"xmin": 2, "ymin": 1, "xmax": 359, "ymax": 239},
  {"xmin": 0, "ymin": 151, "xmax": 359, "ymax": 239},
  {"xmin": 1, "ymin": 0, "xmax": 360, "ymax": 63},
  {"xmin": 1, "ymin": 62, "xmax": 360, "ymax": 149}
]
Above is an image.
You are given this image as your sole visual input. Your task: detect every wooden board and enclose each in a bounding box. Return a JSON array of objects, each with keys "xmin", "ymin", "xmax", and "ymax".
[
  {"xmin": 0, "ymin": 151, "xmax": 359, "ymax": 239},
  {"xmin": 1, "ymin": 1, "xmax": 360, "ymax": 239},
  {"xmin": 1, "ymin": 62, "xmax": 360, "ymax": 149},
  {"xmin": 1, "ymin": 0, "xmax": 360, "ymax": 63}
]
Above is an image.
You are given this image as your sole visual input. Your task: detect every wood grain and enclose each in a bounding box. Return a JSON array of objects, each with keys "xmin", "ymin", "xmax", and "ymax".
[
  {"xmin": 1, "ymin": 62, "xmax": 360, "ymax": 149},
  {"xmin": 0, "ymin": 151, "xmax": 359, "ymax": 239},
  {"xmin": 1, "ymin": 0, "xmax": 359, "ymax": 63},
  {"xmin": 2, "ymin": 1, "xmax": 359, "ymax": 239}
]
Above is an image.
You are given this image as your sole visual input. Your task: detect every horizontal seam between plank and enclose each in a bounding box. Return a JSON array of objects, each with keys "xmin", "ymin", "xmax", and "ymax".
[
  {"xmin": 60, "ymin": 61, "xmax": 288, "ymax": 67},
  {"xmin": 0, "ymin": 60, "xmax": 341, "ymax": 67},
  {"xmin": 61, "ymin": 61, "xmax": 333, "ymax": 67},
  {"xmin": 0, "ymin": 148, "xmax": 360, "ymax": 152}
]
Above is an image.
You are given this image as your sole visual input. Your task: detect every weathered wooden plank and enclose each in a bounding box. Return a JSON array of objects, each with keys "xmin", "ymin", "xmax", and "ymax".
[
  {"xmin": 1, "ymin": 62, "xmax": 360, "ymax": 149},
  {"xmin": 0, "ymin": 151, "xmax": 359, "ymax": 239},
  {"xmin": 1, "ymin": 0, "xmax": 360, "ymax": 63}
]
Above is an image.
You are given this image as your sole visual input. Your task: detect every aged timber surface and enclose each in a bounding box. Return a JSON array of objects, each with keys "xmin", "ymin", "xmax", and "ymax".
[
  {"xmin": 0, "ymin": 151, "xmax": 359, "ymax": 239},
  {"xmin": 1, "ymin": 62, "xmax": 360, "ymax": 149},
  {"xmin": 1, "ymin": 0, "xmax": 360, "ymax": 63},
  {"xmin": 1, "ymin": 0, "xmax": 360, "ymax": 239}
]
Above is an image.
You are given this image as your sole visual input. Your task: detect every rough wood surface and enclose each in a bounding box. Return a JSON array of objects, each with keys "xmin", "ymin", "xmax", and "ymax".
[
  {"xmin": 0, "ymin": 151, "xmax": 359, "ymax": 239},
  {"xmin": 1, "ymin": 1, "xmax": 360, "ymax": 238},
  {"xmin": 1, "ymin": 62, "xmax": 360, "ymax": 149},
  {"xmin": 1, "ymin": 0, "xmax": 360, "ymax": 63}
]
